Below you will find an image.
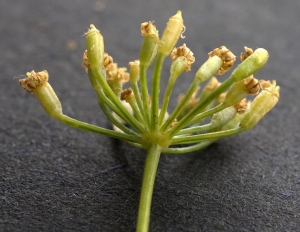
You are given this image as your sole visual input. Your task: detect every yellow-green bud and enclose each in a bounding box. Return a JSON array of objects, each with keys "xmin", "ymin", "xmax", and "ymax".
[
  {"xmin": 170, "ymin": 56, "xmax": 188, "ymax": 78},
  {"xmin": 195, "ymin": 56, "xmax": 223, "ymax": 83},
  {"xmin": 129, "ymin": 60, "xmax": 140, "ymax": 83},
  {"xmin": 106, "ymin": 67, "xmax": 129, "ymax": 98},
  {"xmin": 159, "ymin": 11, "xmax": 184, "ymax": 56},
  {"xmin": 210, "ymin": 106, "xmax": 237, "ymax": 128},
  {"xmin": 223, "ymin": 81, "xmax": 248, "ymax": 107},
  {"xmin": 230, "ymin": 48, "xmax": 269, "ymax": 82},
  {"xmin": 222, "ymin": 113, "xmax": 243, "ymax": 130},
  {"xmin": 85, "ymin": 24, "xmax": 104, "ymax": 69},
  {"xmin": 139, "ymin": 21, "xmax": 159, "ymax": 67},
  {"xmin": 121, "ymin": 88, "xmax": 135, "ymax": 103},
  {"xmin": 240, "ymin": 81, "xmax": 280, "ymax": 130},
  {"xmin": 139, "ymin": 35, "xmax": 159, "ymax": 67},
  {"xmin": 19, "ymin": 70, "xmax": 62, "ymax": 119},
  {"xmin": 171, "ymin": 44, "xmax": 195, "ymax": 72}
]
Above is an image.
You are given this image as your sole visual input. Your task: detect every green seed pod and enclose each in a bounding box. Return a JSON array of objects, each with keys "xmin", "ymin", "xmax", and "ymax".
[
  {"xmin": 223, "ymin": 80, "xmax": 248, "ymax": 107},
  {"xmin": 140, "ymin": 35, "xmax": 159, "ymax": 67},
  {"xmin": 240, "ymin": 81, "xmax": 280, "ymax": 130},
  {"xmin": 139, "ymin": 21, "xmax": 159, "ymax": 67},
  {"xmin": 159, "ymin": 11, "xmax": 184, "ymax": 56},
  {"xmin": 210, "ymin": 106, "xmax": 237, "ymax": 128},
  {"xmin": 85, "ymin": 24, "xmax": 104, "ymax": 69},
  {"xmin": 230, "ymin": 48, "xmax": 269, "ymax": 82},
  {"xmin": 129, "ymin": 60, "xmax": 140, "ymax": 83},
  {"xmin": 195, "ymin": 56, "xmax": 223, "ymax": 83},
  {"xmin": 170, "ymin": 56, "xmax": 188, "ymax": 79},
  {"xmin": 19, "ymin": 70, "xmax": 62, "ymax": 119}
]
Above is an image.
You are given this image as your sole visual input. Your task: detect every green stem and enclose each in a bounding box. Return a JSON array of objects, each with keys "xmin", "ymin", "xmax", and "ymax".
[
  {"xmin": 57, "ymin": 114, "xmax": 141, "ymax": 143},
  {"xmin": 139, "ymin": 65, "xmax": 151, "ymax": 128},
  {"xmin": 167, "ymin": 77, "xmax": 235, "ymax": 137},
  {"xmin": 171, "ymin": 127, "xmax": 243, "ymax": 145},
  {"xmin": 158, "ymin": 73, "xmax": 177, "ymax": 126},
  {"xmin": 188, "ymin": 103, "xmax": 226, "ymax": 125},
  {"xmin": 98, "ymin": 100, "xmax": 138, "ymax": 136},
  {"xmin": 161, "ymin": 79, "xmax": 200, "ymax": 132},
  {"xmin": 136, "ymin": 143, "xmax": 162, "ymax": 232},
  {"xmin": 94, "ymin": 84, "xmax": 140, "ymax": 132},
  {"xmin": 89, "ymin": 67, "xmax": 146, "ymax": 134},
  {"xmin": 151, "ymin": 53, "xmax": 165, "ymax": 130},
  {"xmin": 176, "ymin": 123, "xmax": 213, "ymax": 135},
  {"xmin": 128, "ymin": 98, "xmax": 147, "ymax": 126},
  {"xmin": 131, "ymin": 81, "xmax": 149, "ymax": 129},
  {"xmin": 163, "ymin": 140, "xmax": 216, "ymax": 154}
]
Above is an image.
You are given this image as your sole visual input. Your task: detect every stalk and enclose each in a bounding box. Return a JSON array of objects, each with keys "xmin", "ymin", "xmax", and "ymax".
[
  {"xmin": 151, "ymin": 54, "xmax": 166, "ymax": 130},
  {"xmin": 136, "ymin": 143, "xmax": 162, "ymax": 232}
]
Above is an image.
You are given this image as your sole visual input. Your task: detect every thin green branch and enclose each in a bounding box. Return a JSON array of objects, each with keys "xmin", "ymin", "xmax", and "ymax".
[
  {"xmin": 89, "ymin": 67, "xmax": 146, "ymax": 134},
  {"xmin": 161, "ymin": 79, "xmax": 200, "ymax": 132},
  {"xmin": 151, "ymin": 53, "xmax": 166, "ymax": 130},
  {"xmin": 171, "ymin": 127, "xmax": 243, "ymax": 145},
  {"xmin": 98, "ymin": 100, "xmax": 139, "ymax": 136},
  {"xmin": 57, "ymin": 114, "xmax": 142, "ymax": 143},
  {"xmin": 188, "ymin": 103, "xmax": 226, "ymax": 125},
  {"xmin": 176, "ymin": 123, "xmax": 213, "ymax": 135},
  {"xmin": 167, "ymin": 77, "xmax": 235, "ymax": 137},
  {"xmin": 139, "ymin": 65, "xmax": 151, "ymax": 128},
  {"xmin": 158, "ymin": 71, "xmax": 179, "ymax": 126},
  {"xmin": 163, "ymin": 140, "xmax": 216, "ymax": 154},
  {"xmin": 130, "ymin": 81, "xmax": 149, "ymax": 130}
]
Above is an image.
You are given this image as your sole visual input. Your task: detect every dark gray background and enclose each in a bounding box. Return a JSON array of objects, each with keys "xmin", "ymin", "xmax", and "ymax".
[{"xmin": 1, "ymin": 0, "xmax": 299, "ymax": 231}]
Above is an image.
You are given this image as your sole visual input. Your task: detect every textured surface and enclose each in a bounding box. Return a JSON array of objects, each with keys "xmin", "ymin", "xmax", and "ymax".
[{"xmin": 1, "ymin": 0, "xmax": 300, "ymax": 231}]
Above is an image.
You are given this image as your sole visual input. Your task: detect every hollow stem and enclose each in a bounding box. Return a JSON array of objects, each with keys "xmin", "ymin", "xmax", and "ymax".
[{"xmin": 136, "ymin": 143, "xmax": 162, "ymax": 232}]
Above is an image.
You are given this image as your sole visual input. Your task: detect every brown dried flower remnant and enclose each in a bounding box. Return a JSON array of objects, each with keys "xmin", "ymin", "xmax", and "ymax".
[
  {"xmin": 240, "ymin": 46, "xmax": 253, "ymax": 61},
  {"xmin": 169, "ymin": 119, "xmax": 178, "ymax": 128},
  {"xmin": 259, "ymin": 80, "xmax": 271, "ymax": 91},
  {"xmin": 171, "ymin": 43, "xmax": 195, "ymax": 72},
  {"xmin": 121, "ymin": 88, "xmax": 133, "ymax": 101},
  {"xmin": 243, "ymin": 75, "xmax": 260, "ymax": 95},
  {"xmin": 103, "ymin": 53, "xmax": 114, "ymax": 70},
  {"xmin": 115, "ymin": 67, "xmax": 130, "ymax": 83},
  {"xmin": 234, "ymin": 98, "xmax": 247, "ymax": 114},
  {"xmin": 82, "ymin": 50, "xmax": 89, "ymax": 72},
  {"xmin": 19, "ymin": 70, "xmax": 49, "ymax": 93},
  {"xmin": 261, "ymin": 80, "xmax": 280, "ymax": 98},
  {"xmin": 208, "ymin": 46, "xmax": 236, "ymax": 75},
  {"xmin": 140, "ymin": 21, "xmax": 159, "ymax": 37}
]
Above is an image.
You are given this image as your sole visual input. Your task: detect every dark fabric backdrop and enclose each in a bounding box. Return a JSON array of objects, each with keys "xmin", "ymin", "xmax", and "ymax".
[{"xmin": 1, "ymin": 0, "xmax": 299, "ymax": 231}]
